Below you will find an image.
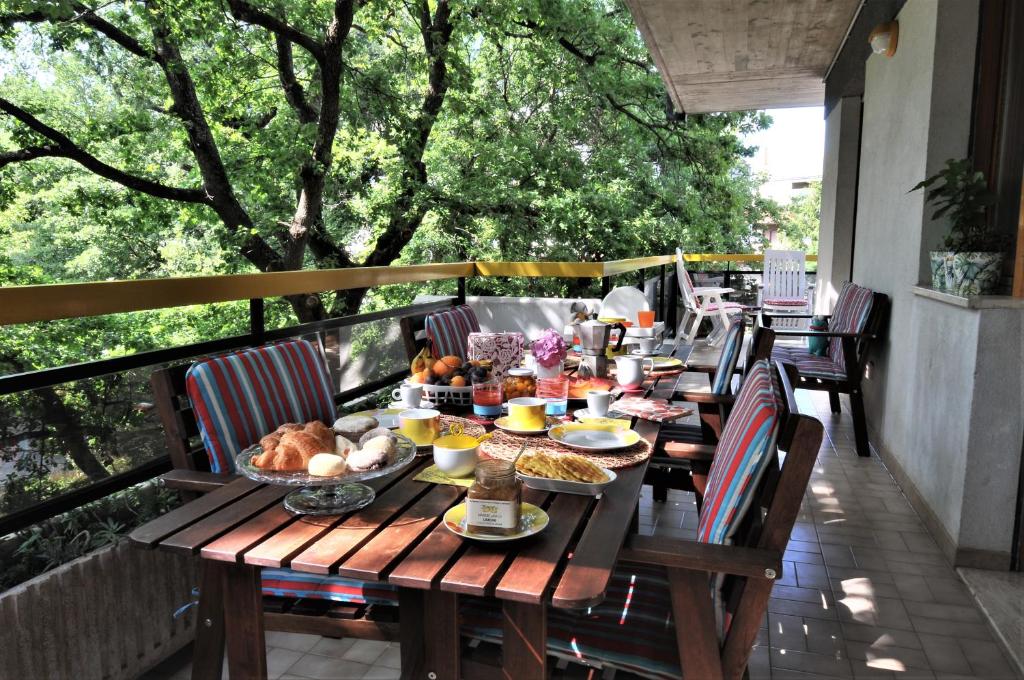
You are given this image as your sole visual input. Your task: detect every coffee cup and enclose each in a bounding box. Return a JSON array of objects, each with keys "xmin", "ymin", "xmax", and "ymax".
[
  {"xmin": 586, "ymin": 390, "xmax": 613, "ymax": 417},
  {"xmin": 637, "ymin": 337, "xmax": 658, "ymax": 355},
  {"xmin": 392, "ymin": 382, "xmax": 424, "ymax": 408},
  {"xmin": 398, "ymin": 408, "xmax": 441, "ymax": 446},
  {"xmin": 507, "ymin": 397, "xmax": 547, "ymax": 431}
]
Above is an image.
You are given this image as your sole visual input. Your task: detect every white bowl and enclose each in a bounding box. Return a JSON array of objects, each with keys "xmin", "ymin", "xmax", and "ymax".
[{"xmin": 432, "ymin": 442, "xmax": 479, "ymax": 478}]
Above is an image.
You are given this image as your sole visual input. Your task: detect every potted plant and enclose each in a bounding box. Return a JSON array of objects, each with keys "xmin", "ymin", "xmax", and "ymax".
[
  {"xmin": 529, "ymin": 328, "xmax": 568, "ymax": 379},
  {"xmin": 911, "ymin": 158, "xmax": 1004, "ymax": 295}
]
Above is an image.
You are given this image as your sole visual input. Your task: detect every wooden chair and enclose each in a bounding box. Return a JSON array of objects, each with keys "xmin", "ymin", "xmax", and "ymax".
[
  {"xmin": 646, "ymin": 320, "xmax": 776, "ymax": 503},
  {"xmin": 400, "ymin": 304, "xmax": 480, "ymax": 362},
  {"xmin": 763, "ymin": 281, "xmax": 889, "ymax": 457},
  {"xmin": 674, "ymin": 248, "xmax": 744, "ymax": 347},
  {"xmin": 757, "ymin": 249, "xmax": 814, "ymax": 327},
  {"xmin": 459, "ymin": 360, "xmax": 824, "ymax": 680},
  {"xmin": 150, "ymin": 339, "xmax": 400, "ymax": 642}
]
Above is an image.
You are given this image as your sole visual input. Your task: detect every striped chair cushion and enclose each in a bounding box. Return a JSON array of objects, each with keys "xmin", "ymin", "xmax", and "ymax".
[
  {"xmin": 705, "ymin": 302, "xmax": 746, "ymax": 312},
  {"xmin": 185, "ymin": 340, "xmax": 336, "ymax": 473},
  {"xmin": 262, "ymin": 569, "xmax": 398, "ymax": 606},
  {"xmin": 425, "ymin": 305, "xmax": 480, "ymax": 360},
  {"xmin": 764, "ymin": 296, "xmax": 809, "ymax": 307},
  {"xmin": 697, "ymin": 360, "xmax": 781, "ymax": 545},
  {"xmin": 828, "ymin": 282, "xmax": 874, "ymax": 369},
  {"xmin": 773, "ymin": 346, "xmax": 846, "ymax": 380},
  {"xmin": 461, "ymin": 562, "xmax": 681, "ymax": 680},
  {"xmin": 711, "ymin": 320, "xmax": 745, "ymax": 395}
]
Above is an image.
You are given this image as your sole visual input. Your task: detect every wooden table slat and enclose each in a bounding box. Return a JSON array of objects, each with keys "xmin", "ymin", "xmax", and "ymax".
[
  {"xmin": 288, "ymin": 467, "xmax": 434, "ymax": 574},
  {"xmin": 387, "ymin": 517, "xmax": 468, "ymax": 589},
  {"xmin": 242, "ymin": 462, "xmax": 425, "ymax": 568},
  {"xmin": 493, "ymin": 492, "xmax": 593, "ymax": 604},
  {"xmin": 438, "ymin": 488, "xmax": 549, "ymax": 597},
  {"xmin": 129, "ymin": 477, "xmax": 260, "ymax": 548},
  {"xmin": 336, "ymin": 484, "xmax": 464, "ymax": 580},
  {"xmin": 160, "ymin": 484, "xmax": 291, "ymax": 554},
  {"xmin": 201, "ymin": 502, "xmax": 296, "ymax": 563}
]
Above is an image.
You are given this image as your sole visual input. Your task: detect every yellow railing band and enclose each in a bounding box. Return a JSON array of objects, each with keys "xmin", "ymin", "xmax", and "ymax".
[{"xmin": 473, "ymin": 261, "xmax": 605, "ymax": 278}]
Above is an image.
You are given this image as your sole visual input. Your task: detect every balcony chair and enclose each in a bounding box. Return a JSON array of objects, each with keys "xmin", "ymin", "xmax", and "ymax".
[
  {"xmin": 757, "ymin": 249, "xmax": 814, "ymax": 328},
  {"xmin": 674, "ymin": 248, "xmax": 744, "ymax": 347},
  {"xmin": 763, "ymin": 281, "xmax": 889, "ymax": 457},
  {"xmin": 646, "ymin": 319, "xmax": 776, "ymax": 502},
  {"xmin": 150, "ymin": 339, "xmax": 400, "ymax": 643},
  {"xmin": 460, "ymin": 360, "xmax": 824, "ymax": 680},
  {"xmin": 400, "ymin": 303, "xmax": 480, "ymax": 361}
]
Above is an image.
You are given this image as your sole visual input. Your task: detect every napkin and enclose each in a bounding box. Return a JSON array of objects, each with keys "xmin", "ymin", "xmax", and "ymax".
[
  {"xmin": 414, "ymin": 464, "xmax": 475, "ymax": 487},
  {"xmin": 611, "ymin": 397, "xmax": 692, "ymax": 423}
]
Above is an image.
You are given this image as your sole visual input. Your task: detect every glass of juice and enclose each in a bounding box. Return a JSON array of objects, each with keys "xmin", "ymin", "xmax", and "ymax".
[
  {"xmin": 472, "ymin": 379, "xmax": 503, "ymax": 418},
  {"xmin": 537, "ymin": 376, "xmax": 569, "ymax": 417}
]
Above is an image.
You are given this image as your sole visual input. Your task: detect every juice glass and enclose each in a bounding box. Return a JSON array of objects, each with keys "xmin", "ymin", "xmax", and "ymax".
[
  {"xmin": 472, "ymin": 379, "xmax": 503, "ymax": 418},
  {"xmin": 536, "ymin": 375, "xmax": 569, "ymax": 416}
]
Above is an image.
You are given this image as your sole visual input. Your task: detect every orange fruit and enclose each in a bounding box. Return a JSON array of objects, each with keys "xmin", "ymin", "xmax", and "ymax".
[
  {"xmin": 432, "ymin": 359, "xmax": 453, "ymax": 377},
  {"xmin": 441, "ymin": 355, "xmax": 461, "ymax": 368},
  {"xmin": 450, "ymin": 375, "xmax": 466, "ymax": 387}
]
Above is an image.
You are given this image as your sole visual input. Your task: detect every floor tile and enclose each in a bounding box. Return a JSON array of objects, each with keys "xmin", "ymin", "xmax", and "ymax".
[{"xmin": 287, "ymin": 652, "xmax": 372, "ymax": 680}]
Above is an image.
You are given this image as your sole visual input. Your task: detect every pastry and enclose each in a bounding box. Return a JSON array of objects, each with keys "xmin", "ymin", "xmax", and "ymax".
[
  {"xmin": 304, "ymin": 420, "xmax": 335, "ymax": 451},
  {"xmin": 308, "ymin": 453, "xmax": 347, "ymax": 477},
  {"xmin": 254, "ymin": 430, "xmax": 323, "ymax": 471},
  {"xmin": 335, "ymin": 435, "xmax": 356, "ymax": 456},
  {"xmin": 346, "ymin": 435, "xmax": 395, "ymax": 471},
  {"xmin": 333, "ymin": 415, "xmax": 379, "ymax": 440},
  {"xmin": 358, "ymin": 427, "xmax": 397, "ymax": 447},
  {"xmin": 515, "ymin": 450, "xmax": 608, "ymax": 483}
]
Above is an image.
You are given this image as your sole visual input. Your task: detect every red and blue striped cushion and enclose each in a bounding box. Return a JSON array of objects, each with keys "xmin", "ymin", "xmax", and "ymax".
[
  {"xmin": 425, "ymin": 305, "xmax": 480, "ymax": 360},
  {"xmin": 711, "ymin": 319, "xmax": 745, "ymax": 395},
  {"xmin": 185, "ymin": 340, "xmax": 336, "ymax": 474},
  {"xmin": 262, "ymin": 569, "xmax": 398, "ymax": 606},
  {"xmin": 461, "ymin": 562, "xmax": 681, "ymax": 680},
  {"xmin": 773, "ymin": 346, "xmax": 847, "ymax": 380},
  {"xmin": 828, "ymin": 282, "xmax": 873, "ymax": 369},
  {"xmin": 697, "ymin": 360, "xmax": 781, "ymax": 545}
]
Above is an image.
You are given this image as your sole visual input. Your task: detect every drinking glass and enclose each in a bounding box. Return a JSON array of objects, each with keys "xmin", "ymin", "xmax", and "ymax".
[
  {"xmin": 472, "ymin": 379, "xmax": 503, "ymax": 418},
  {"xmin": 536, "ymin": 375, "xmax": 569, "ymax": 416}
]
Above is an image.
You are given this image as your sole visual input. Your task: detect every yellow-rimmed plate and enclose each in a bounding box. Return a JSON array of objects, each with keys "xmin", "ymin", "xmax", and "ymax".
[
  {"xmin": 349, "ymin": 408, "xmax": 405, "ymax": 429},
  {"xmin": 443, "ymin": 502, "xmax": 549, "ymax": 541},
  {"xmin": 648, "ymin": 356, "xmax": 683, "ymax": 369},
  {"xmin": 493, "ymin": 416, "xmax": 561, "ymax": 435},
  {"xmin": 548, "ymin": 422, "xmax": 641, "ymax": 452}
]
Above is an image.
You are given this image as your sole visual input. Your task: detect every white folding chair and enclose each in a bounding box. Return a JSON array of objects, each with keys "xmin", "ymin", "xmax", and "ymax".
[
  {"xmin": 674, "ymin": 248, "xmax": 744, "ymax": 347},
  {"xmin": 757, "ymin": 249, "xmax": 813, "ymax": 329}
]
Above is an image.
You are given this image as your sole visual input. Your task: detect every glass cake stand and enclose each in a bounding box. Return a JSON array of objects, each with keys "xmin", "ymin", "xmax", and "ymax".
[{"xmin": 235, "ymin": 433, "xmax": 418, "ymax": 515}]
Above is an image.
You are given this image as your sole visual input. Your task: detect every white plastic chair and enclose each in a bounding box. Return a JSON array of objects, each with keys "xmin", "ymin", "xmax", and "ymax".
[
  {"xmin": 757, "ymin": 249, "xmax": 813, "ymax": 328},
  {"xmin": 674, "ymin": 248, "xmax": 743, "ymax": 347}
]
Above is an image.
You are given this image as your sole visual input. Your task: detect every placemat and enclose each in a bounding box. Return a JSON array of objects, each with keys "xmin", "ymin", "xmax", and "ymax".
[
  {"xmin": 440, "ymin": 414, "xmax": 486, "ymax": 438},
  {"xmin": 479, "ymin": 429, "xmax": 652, "ymax": 469}
]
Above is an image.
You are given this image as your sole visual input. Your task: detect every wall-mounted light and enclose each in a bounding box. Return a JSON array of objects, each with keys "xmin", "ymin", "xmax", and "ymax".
[{"xmin": 869, "ymin": 21, "xmax": 899, "ymax": 57}]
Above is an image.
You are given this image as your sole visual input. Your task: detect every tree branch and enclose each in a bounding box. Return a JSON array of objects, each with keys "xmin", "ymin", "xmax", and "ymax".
[
  {"xmin": 226, "ymin": 0, "xmax": 325, "ymax": 63},
  {"xmin": 2, "ymin": 4, "xmax": 157, "ymax": 60},
  {"xmin": 274, "ymin": 35, "xmax": 318, "ymax": 124},
  {"xmin": 0, "ymin": 144, "xmax": 66, "ymax": 167},
  {"xmin": 0, "ymin": 98, "xmax": 210, "ymax": 203}
]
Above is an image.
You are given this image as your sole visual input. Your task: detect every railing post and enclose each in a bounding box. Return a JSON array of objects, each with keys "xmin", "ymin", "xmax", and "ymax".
[
  {"xmin": 249, "ymin": 298, "xmax": 265, "ymax": 345},
  {"xmin": 667, "ymin": 271, "xmax": 678, "ymax": 338},
  {"xmin": 637, "ymin": 269, "xmax": 644, "ymax": 291},
  {"xmin": 456, "ymin": 277, "xmax": 466, "ymax": 305},
  {"xmin": 601, "ymin": 276, "xmax": 610, "ymax": 297},
  {"xmin": 658, "ymin": 265, "xmax": 666, "ymax": 320},
  {"xmin": 724, "ymin": 263, "xmax": 731, "ymax": 299}
]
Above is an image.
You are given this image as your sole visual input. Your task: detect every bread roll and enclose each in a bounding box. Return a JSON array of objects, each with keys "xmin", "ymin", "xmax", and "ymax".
[{"xmin": 308, "ymin": 453, "xmax": 347, "ymax": 477}]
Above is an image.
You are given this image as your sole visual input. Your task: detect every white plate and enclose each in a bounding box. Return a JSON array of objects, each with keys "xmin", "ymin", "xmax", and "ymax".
[
  {"xmin": 548, "ymin": 423, "xmax": 641, "ymax": 451},
  {"xmin": 493, "ymin": 416, "xmax": 561, "ymax": 435},
  {"xmin": 574, "ymin": 408, "xmax": 629, "ymax": 421},
  {"xmin": 349, "ymin": 408, "xmax": 404, "ymax": 429},
  {"xmin": 630, "ymin": 349, "xmax": 658, "ymax": 357},
  {"xmin": 518, "ymin": 467, "xmax": 617, "ymax": 496},
  {"xmin": 388, "ymin": 400, "xmax": 433, "ymax": 410},
  {"xmin": 443, "ymin": 502, "xmax": 549, "ymax": 541}
]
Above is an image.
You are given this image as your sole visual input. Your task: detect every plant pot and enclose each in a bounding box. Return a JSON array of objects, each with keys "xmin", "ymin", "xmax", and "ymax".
[
  {"xmin": 949, "ymin": 252, "xmax": 1004, "ymax": 296},
  {"xmin": 929, "ymin": 251, "xmax": 952, "ymax": 290}
]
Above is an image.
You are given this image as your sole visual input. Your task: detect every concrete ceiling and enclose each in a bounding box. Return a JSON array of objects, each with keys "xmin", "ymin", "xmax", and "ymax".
[{"xmin": 624, "ymin": 0, "xmax": 863, "ymax": 113}]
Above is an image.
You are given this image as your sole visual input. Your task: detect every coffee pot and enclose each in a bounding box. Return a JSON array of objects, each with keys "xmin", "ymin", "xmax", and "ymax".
[{"xmin": 575, "ymin": 315, "xmax": 626, "ymax": 378}]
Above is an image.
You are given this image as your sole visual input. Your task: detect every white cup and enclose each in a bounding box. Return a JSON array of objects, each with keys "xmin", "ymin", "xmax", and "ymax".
[
  {"xmin": 392, "ymin": 383, "xmax": 424, "ymax": 408},
  {"xmin": 586, "ymin": 390, "xmax": 613, "ymax": 417},
  {"xmin": 614, "ymin": 356, "xmax": 653, "ymax": 390},
  {"xmin": 638, "ymin": 337, "xmax": 658, "ymax": 354}
]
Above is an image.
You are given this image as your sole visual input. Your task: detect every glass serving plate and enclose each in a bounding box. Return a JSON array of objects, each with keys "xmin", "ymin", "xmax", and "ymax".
[{"xmin": 234, "ymin": 433, "xmax": 418, "ymax": 515}]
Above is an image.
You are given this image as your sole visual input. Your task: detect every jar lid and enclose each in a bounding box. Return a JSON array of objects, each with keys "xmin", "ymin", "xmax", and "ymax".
[{"xmin": 508, "ymin": 368, "xmax": 534, "ymax": 377}]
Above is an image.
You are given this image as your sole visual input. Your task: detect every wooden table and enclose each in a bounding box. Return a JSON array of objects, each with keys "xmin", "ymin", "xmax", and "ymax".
[{"xmin": 129, "ymin": 348, "xmax": 686, "ymax": 680}]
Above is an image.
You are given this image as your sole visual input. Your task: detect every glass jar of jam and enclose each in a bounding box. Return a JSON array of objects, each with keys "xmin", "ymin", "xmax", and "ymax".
[
  {"xmin": 502, "ymin": 367, "xmax": 537, "ymax": 400},
  {"xmin": 465, "ymin": 459, "xmax": 522, "ymax": 536}
]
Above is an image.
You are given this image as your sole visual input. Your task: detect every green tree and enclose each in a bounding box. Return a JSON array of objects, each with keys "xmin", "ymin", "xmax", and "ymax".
[{"xmin": 776, "ymin": 181, "xmax": 821, "ymax": 253}]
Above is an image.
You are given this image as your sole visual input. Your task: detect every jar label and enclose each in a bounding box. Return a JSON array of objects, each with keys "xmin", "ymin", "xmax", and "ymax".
[{"xmin": 466, "ymin": 498, "xmax": 518, "ymax": 529}]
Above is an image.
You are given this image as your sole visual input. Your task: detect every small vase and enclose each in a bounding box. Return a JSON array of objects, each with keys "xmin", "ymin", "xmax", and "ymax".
[
  {"xmin": 533, "ymin": 360, "xmax": 564, "ymax": 379},
  {"xmin": 929, "ymin": 251, "xmax": 952, "ymax": 290},
  {"xmin": 949, "ymin": 252, "xmax": 1004, "ymax": 296}
]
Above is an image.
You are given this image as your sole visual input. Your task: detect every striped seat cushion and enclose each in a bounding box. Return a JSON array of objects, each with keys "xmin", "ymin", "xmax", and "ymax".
[
  {"xmin": 697, "ymin": 360, "xmax": 782, "ymax": 545},
  {"xmin": 705, "ymin": 301, "xmax": 745, "ymax": 312},
  {"xmin": 425, "ymin": 305, "xmax": 480, "ymax": 360},
  {"xmin": 262, "ymin": 569, "xmax": 398, "ymax": 606},
  {"xmin": 773, "ymin": 345, "xmax": 846, "ymax": 380},
  {"xmin": 828, "ymin": 282, "xmax": 874, "ymax": 369},
  {"xmin": 461, "ymin": 562, "xmax": 681, "ymax": 680},
  {"xmin": 711, "ymin": 320, "xmax": 745, "ymax": 395},
  {"xmin": 185, "ymin": 340, "xmax": 336, "ymax": 473}
]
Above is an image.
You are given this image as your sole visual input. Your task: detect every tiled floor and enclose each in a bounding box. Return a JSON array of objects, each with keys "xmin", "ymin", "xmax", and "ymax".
[{"xmin": 146, "ymin": 392, "xmax": 1019, "ymax": 680}]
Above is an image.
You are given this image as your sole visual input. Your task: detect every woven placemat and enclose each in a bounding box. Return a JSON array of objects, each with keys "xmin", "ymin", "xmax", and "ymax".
[
  {"xmin": 479, "ymin": 429, "xmax": 651, "ymax": 469},
  {"xmin": 440, "ymin": 414, "xmax": 486, "ymax": 438}
]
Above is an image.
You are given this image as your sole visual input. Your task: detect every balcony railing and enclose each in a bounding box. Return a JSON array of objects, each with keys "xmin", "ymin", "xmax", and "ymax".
[{"xmin": 0, "ymin": 253, "xmax": 815, "ymax": 535}]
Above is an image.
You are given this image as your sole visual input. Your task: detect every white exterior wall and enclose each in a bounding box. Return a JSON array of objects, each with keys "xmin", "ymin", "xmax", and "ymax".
[{"xmin": 850, "ymin": 0, "xmax": 1024, "ymax": 567}]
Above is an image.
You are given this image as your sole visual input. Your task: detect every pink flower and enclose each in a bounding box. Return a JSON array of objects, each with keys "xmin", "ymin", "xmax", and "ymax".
[{"xmin": 532, "ymin": 329, "xmax": 568, "ymax": 368}]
